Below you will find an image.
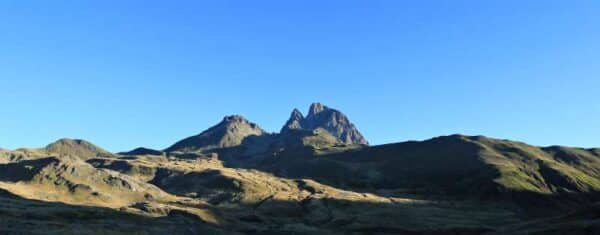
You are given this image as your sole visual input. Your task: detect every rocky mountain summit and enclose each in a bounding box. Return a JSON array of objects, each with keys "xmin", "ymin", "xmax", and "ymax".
[
  {"xmin": 45, "ymin": 138, "xmax": 116, "ymax": 160},
  {"xmin": 165, "ymin": 115, "xmax": 265, "ymax": 153},
  {"xmin": 282, "ymin": 103, "xmax": 369, "ymax": 145}
]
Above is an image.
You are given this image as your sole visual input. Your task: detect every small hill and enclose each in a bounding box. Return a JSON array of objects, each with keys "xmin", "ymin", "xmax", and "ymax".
[
  {"xmin": 273, "ymin": 128, "xmax": 345, "ymax": 155},
  {"xmin": 165, "ymin": 115, "xmax": 265, "ymax": 153},
  {"xmin": 281, "ymin": 103, "xmax": 368, "ymax": 145},
  {"xmin": 45, "ymin": 138, "xmax": 115, "ymax": 160},
  {"xmin": 119, "ymin": 147, "xmax": 164, "ymax": 156},
  {"xmin": 284, "ymin": 128, "xmax": 341, "ymax": 149}
]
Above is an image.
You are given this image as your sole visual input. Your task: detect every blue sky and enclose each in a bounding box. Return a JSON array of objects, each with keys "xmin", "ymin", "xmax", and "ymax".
[{"xmin": 0, "ymin": 1, "xmax": 599, "ymax": 151}]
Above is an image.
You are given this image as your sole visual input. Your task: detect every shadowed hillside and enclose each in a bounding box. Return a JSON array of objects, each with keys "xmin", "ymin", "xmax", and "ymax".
[
  {"xmin": 228, "ymin": 135, "xmax": 600, "ymax": 214},
  {"xmin": 0, "ymin": 189, "xmax": 231, "ymax": 235}
]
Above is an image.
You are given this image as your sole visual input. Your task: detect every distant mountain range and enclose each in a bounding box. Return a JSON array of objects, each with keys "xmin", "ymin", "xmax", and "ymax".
[{"xmin": 1, "ymin": 102, "xmax": 599, "ymax": 234}]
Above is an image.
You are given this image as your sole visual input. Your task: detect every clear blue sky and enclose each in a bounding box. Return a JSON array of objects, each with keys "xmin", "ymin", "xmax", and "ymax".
[{"xmin": 1, "ymin": 1, "xmax": 599, "ymax": 151}]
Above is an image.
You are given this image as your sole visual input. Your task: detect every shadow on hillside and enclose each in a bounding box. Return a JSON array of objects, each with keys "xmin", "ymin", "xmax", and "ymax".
[
  {"xmin": 212, "ymin": 137, "xmax": 497, "ymax": 195},
  {"xmin": 0, "ymin": 157, "xmax": 60, "ymax": 182},
  {"xmin": 209, "ymin": 138, "xmax": 600, "ymax": 219},
  {"xmin": 3, "ymin": 178, "xmax": 600, "ymax": 234},
  {"xmin": 0, "ymin": 186, "xmax": 503, "ymax": 234},
  {"xmin": 188, "ymin": 190, "xmax": 510, "ymax": 235},
  {"xmin": 0, "ymin": 189, "xmax": 228, "ymax": 235}
]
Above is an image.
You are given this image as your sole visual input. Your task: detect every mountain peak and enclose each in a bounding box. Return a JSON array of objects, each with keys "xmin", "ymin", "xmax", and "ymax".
[
  {"xmin": 165, "ymin": 115, "xmax": 265, "ymax": 153},
  {"xmin": 50, "ymin": 138, "xmax": 88, "ymax": 145},
  {"xmin": 281, "ymin": 109, "xmax": 305, "ymax": 133},
  {"xmin": 222, "ymin": 115, "xmax": 249, "ymax": 123},
  {"xmin": 291, "ymin": 108, "xmax": 303, "ymax": 117},
  {"xmin": 282, "ymin": 103, "xmax": 368, "ymax": 145},
  {"xmin": 45, "ymin": 138, "xmax": 114, "ymax": 160},
  {"xmin": 308, "ymin": 102, "xmax": 327, "ymax": 116},
  {"xmin": 46, "ymin": 138, "xmax": 98, "ymax": 151}
]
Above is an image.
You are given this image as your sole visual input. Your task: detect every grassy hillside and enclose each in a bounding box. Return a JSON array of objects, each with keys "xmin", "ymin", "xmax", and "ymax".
[
  {"xmin": 0, "ymin": 155, "xmax": 174, "ymax": 208},
  {"xmin": 235, "ymin": 135, "xmax": 600, "ymax": 214}
]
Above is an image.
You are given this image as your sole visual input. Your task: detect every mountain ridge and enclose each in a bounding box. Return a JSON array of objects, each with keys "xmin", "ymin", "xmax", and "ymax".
[{"xmin": 164, "ymin": 103, "xmax": 368, "ymax": 154}]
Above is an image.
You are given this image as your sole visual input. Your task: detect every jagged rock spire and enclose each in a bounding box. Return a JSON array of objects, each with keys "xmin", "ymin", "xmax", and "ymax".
[
  {"xmin": 281, "ymin": 108, "xmax": 305, "ymax": 132},
  {"xmin": 308, "ymin": 102, "xmax": 326, "ymax": 116}
]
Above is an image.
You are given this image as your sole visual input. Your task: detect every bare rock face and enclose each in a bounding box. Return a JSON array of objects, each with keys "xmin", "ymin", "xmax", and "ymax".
[
  {"xmin": 282, "ymin": 109, "xmax": 304, "ymax": 131},
  {"xmin": 281, "ymin": 103, "xmax": 368, "ymax": 145},
  {"xmin": 165, "ymin": 115, "xmax": 265, "ymax": 153}
]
